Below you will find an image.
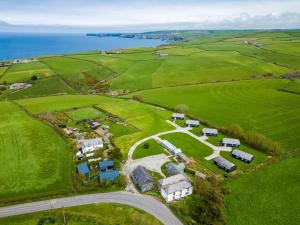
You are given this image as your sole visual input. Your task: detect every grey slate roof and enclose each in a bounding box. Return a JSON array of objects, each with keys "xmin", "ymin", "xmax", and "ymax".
[
  {"xmin": 231, "ymin": 149, "xmax": 254, "ymax": 161},
  {"xmin": 172, "ymin": 113, "xmax": 185, "ymax": 119},
  {"xmin": 164, "ymin": 180, "xmax": 192, "ymax": 195},
  {"xmin": 222, "ymin": 138, "xmax": 240, "ymax": 145},
  {"xmin": 159, "ymin": 174, "xmax": 192, "ymax": 195},
  {"xmin": 214, "ymin": 157, "xmax": 236, "ymax": 170},
  {"xmin": 132, "ymin": 166, "xmax": 154, "ymax": 186},
  {"xmin": 165, "ymin": 163, "xmax": 184, "ymax": 176},
  {"xmin": 185, "ymin": 120, "xmax": 200, "ymax": 126},
  {"xmin": 202, "ymin": 128, "xmax": 218, "ymax": 135}
]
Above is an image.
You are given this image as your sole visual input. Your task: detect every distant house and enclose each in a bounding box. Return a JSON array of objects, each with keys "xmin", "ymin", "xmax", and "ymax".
[
  {"xmin": 154, "ymin": 51, "xmax": 168, "ymax": 57},
  {"xmin": 9, "ymin": 83, "xmax": 32, "ymax": 90},
  {"xmin": 82, "ymin": 138, "xmax": 103, "ymax": 153},
  {"xmin": 165, "ymin": 163, "xmax": 185, "ymax": 176},
  {"xmin": 131, "ymin": 166, "xmax": 154, "ymax": 192},
  {"xmin": 231, "ymin": 149, "xmax": 254, "ymax": 163},
  {"xmin": 158, "ymin": 174, "xmax": 193, "ymax": 202},
  {"xmin": 77, "ymin": 162, "xmax": 90, "ymax": 177},
  {"xmin": 99, "ymin": 160, "xmax": 119, "ymax": 182},
  {"xmin": 185, "ymin": 120, "xmax": 200, "ymax": 127},
  {"xmin": 161, "ymin": 140, "xmax": 182, "ymax": 155},
  {"xmin": 171, "ymin": 113, "xmax": 185, "ymax": 120},
  {"xmin": 202, "ymin": 128, "xmax": 218, "ymax": 137},
  {"xmin": 214, "ymin": 157, "xmax": 236, "ymax": 173},
  {"xmin": 221, "ymin": 138, "xmax": 240, "ymax": 148}
]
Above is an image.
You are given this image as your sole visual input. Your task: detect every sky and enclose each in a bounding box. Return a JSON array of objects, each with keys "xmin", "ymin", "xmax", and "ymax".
[{"xmin": 0, "ymin": 0, "xmax": 300, "ymax": 32}]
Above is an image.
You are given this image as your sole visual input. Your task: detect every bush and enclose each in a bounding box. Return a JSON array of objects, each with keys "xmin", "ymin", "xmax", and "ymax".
[
  {"xmin": 143, "ymin": 143, "xmax": 149, "ymax": 149},
  {"xmin": 174, "ymin": 104, "xmax": 189, "ymax": 114},
  {"xmin": 31, "ymin": 75, "xmax": 38, "ymax": 80},
  {"xmin": 132, "ymin": 95, "xmax": 144, "ymax": 101}
]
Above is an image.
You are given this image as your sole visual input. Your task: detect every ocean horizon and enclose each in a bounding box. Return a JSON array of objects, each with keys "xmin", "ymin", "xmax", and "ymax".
[{"xmin": 0, "ymin": 32, "xmax": 166, "ymax": 60}]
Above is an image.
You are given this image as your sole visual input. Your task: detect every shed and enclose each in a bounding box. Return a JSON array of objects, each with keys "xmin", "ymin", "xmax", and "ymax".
[
  {"xmin": 99, "ymin": 160, "xmax": 114, "ymax": 172},
  {"xmin": 185, "ymin": 120, "xmax": 200, "ymax": 127},
  {"xmin": 214, "ymin": 157, "xmax": 236, "ymax": 173},
  {"xmin": 221, "ymin": 138, "xmax": 240, "ymax": 148},
  {"xmin": 77, "ymin": 162, "xmax": 90, "ymax": 177},
  {"xmin": 99, "ymin": 170, "xmax": 119, "ymax": 182},
  {"xmin": 161, "ymin": 140, "xmax": 182, "ymax": 155},
  {"xmin": 202, "ymin": 128, "xmax": 218, "ymax": 136},
  {"xmin": 231, "ymin": 149, "xmax": 254, "ymax": 163},
  {"xmin": 171, "ymin": 113, "xmax": 185, "ymax": 120},
  {"xmin": 131, "ymin": 166, "xmax": 154, "ymax": 192}
]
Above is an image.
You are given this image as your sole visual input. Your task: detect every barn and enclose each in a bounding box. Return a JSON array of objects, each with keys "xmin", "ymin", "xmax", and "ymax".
[{"xmin": 131, "ymin": 166, "xmax": 154, "ymax": 192}]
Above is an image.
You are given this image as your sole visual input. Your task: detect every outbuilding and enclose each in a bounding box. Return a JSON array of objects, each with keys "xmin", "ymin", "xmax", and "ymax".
[
  {"xmin": 99, "ymin": 160, "xmax": 119, "ymax": 182},
  {"xmin": 185, "ymin": 120, "xmax": 200, "ymax": 127},
  {"xmin": 82, "ymin": 138, "xmax": 103, "ymax": 153},
  {"xmin": 221, "ymin": 138, "xmax": 240, "ymax": 148},
  {"xmin": 171, "ymin": 113, "xmax": 185, "ymax": 120},
  {"xmin": 165, "ymin": 163, "xmax": 185, "ymax": 176},
  {"xmin": 202, "ymin": 128, "xmax": 218, "ymax": 137},
  {"xmin": 161, "ymin": 140, "xmax": 182, "ymax": 155},
  {"xmin": 214, "ymin": 157, "xmax": 236, "ymax": 173},
  {"xmin": 131, "ymin": 166, "xmax": 154, "ymax": 192},
  {"xmin": 77, "ymin": 162, "xmax": 90, "ymax": 177},
  {"xmin": 231, "ymin": 149, "xmax": 254, "ymax": 163}
]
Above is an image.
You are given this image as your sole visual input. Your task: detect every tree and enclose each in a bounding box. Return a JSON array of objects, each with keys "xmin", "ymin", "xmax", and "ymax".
[
  {"xmin": 174, "ymin": 104, "xmax": 189, "ymax": 114},
  {"xmin": 143, "ymin": 143, "xmax": 149, "ymax": 149},
  {"xmin": 132, "ymin": 95, "xmax": 144, "ymax": 101},
  {"xmin": 31, "ymin": 75, "xmax": 38, "ymax": 80}
]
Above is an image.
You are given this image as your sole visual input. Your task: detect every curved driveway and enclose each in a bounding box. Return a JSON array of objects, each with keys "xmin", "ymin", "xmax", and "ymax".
[{"xmin": 0, "ymin": 191, "xmax": 183, "ymax": 225}]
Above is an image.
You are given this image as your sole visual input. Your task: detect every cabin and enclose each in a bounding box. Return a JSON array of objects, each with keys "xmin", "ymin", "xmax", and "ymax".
[
  {"xmin": 165, "ymin": 163, "xmax": 185, "ymax": 176},
  {"xmin": 158, "ymin": 174, "xmax": 193, "ymax": 202},
  {"xmin": 99, "ymin": 160, "xmax": 119, "ymax": 182},
  {"xmin": 214, "ymin": 157, "xmax": 236, "ymax": 173},
  {"xmin": 161, "ymin": 140, "xmax": 182, "ymax": 155},
  {"xmin": 202, "ymin": 128, "xmax": 218, "ymax": 137},
  {"xmin": 221, "ymin": 138, "xmax": 240, "ymax": 148},
  {"xmin": 171, "ymin": 113, "xmax": 185, "ymax": 120},
  {"xmin": 82, "ymin": 138, "xmax": 103, "ymax": 153},
  {"xmin": 231, "ymin": 149, "xmax": 254, "ymax": 163},
  {"xmin": 77, "ymin": 162, "xmax": 90, "ymax": 177},
  {"xmin": 185, "ymin": 120, "xmax": 200, "ymax": 127},
  {"xmin": 131, "ymin": 166, "xmax": 154, "ymax": 192}
]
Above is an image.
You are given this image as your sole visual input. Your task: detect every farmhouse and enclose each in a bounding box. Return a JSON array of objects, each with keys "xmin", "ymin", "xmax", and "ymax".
[
  {"xmin": 221, "ymin": 138, "xmax": 240, "ymax": 148},
  {"xmin": 158, "ymin": 174, "xmax": 193, "ymax": 202},
  {"xmin": 161, "ymin": 140, "xmax": 182, "ymax": 155},
  {"xmin": 171, "ymin": 113, "xmax": 185, "ymax": 120},
  {"xmin": 214, "ymin": 157, "xmax": 236, "ymax": 173},
  {"xmin": 165, "ymin": 163, "xmax": 185, "ymax": 176},
  {"xmin": 202, "ymin": 128, "xmax": 218, "ymax": 136},
  {"xmin": 9, "ymin": 83, "xmax": 32, "ymax": 90},
  {"xmin": 77, "ymin": 162, "xmax": 90, "ymax": 177},
  {"xmin": 131, "ymin": 166, "xmax": 154, "ymax": 192},
  {"xmin": 99, "ymin": 160, "xmax": 119, "ymax": 182},
  {"xmin": 185, "ymin": 120, "xmax": 200, "ymax": 127},
  {"xmin": 82, "ymin": 138, "xmax": 103, "ymax": 153},
  {"xmin": 231, "ymin": 149, "xmax": 254, "ymax": 163}
]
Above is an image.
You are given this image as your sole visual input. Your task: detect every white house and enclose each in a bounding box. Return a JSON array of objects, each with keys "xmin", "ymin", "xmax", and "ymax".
[
  {"xmin": 82, "ymin": 138, "xmax": 103, "ymax": 153},
  {"xmin": 10, "ymin": 83, "xmax": 32, "ymax": 90},
  {"xmin": 158, "ymin": 174, "xmax": 193, "ymax": 202},
  {"xmin": 171, "ymin": 113, "xmax": 185, "ymax": 120}
]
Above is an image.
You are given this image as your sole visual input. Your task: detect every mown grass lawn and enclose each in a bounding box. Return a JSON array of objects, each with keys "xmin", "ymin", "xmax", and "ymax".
[
  {"xmin": 0, "ymin": 101, "xmax": 72, "ymax": 204},
  {"xmin": 132, "ymin": 139, "xmax": 166, "ymax": 160},
  {"xmin": 67, "ymin": 107, "xmax": 106, "ymax": 121},
  {"xmin": 0, "ymin": 203, "xmax": 162, "ymax": 225},
  {"xmin": 225, "ymin": 156, "xmax": 300, "ymax": 225}
]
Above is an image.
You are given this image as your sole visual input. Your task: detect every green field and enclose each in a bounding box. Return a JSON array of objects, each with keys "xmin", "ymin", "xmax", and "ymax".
[
  {"xmin": 0, "ymin": 101, "xmax": 72, "ymax": 204},
  {"xmin": 0, "ymin": 203, "xmax": 162, "ymax": 225},
  {"xmin": 132, "ymin": 139, "xmax": 166, "ymax": 159},
  {"xmin": 126, "ymin": 79, "xmax": 300, "ymax": 151},
  {"xmin": 279, "ymin": 80, "xmax": 300, "ymax": 94},
  {"xmin": 225, "ymin": 156, "xmax": 300, "ymax": 225},
  {"xmin": 67, "ymin": 107, "xmax": 106, "ymax": 121}
]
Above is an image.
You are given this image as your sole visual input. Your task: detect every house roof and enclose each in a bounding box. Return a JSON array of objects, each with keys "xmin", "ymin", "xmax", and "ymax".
[
  {"xmin": 161, "ymin": 140, "xmax": 178, "ymax": 151},
  {"xmin": 165, "ymin": 163, "xmax": 185, "ymax": 176},
  {"xmin": 222, "ymin": 138, "xmax": 240, "ymax": 145},
  {"xmin": 132, "ymin": 166, "xmax": 154, "ymax": 185},
  {"xmin": 185, "ymin": 120, "xmax": 200, "ymax": 125},
  {"xmin": 232, "ymin": 149, "xmax": 254, "ymax": 161},
  {"xmin": 163, "ymin": 180, "xmax": 192, "ymax": 195},
  {"xmin": 202, "ymin": 128, "xmax": 218, "ymax": 134},
  {"xmin": 172, "ymin": 113, "xmax": 185, "ymax": 118},
  {"xmin": 159, "ymin": 174, "xmax": 187, "ymax": 187},
  {"xmin": 99, "ymin": 170, "xmax": 119, "ymax": 181},
  {"xmin": 214, "ymin": 157, "xmax": 235, "ymax": 169},
  {"xmin": 99, "ymin": 160, "xmax": 114, "ymax": 168},
  {"xmin": 77, "ymin": 162, "xmax": 90, "ymax": 174},
  {"xmin": 83, "ymin": 138, "xmax": 103, "ymax": 148}
]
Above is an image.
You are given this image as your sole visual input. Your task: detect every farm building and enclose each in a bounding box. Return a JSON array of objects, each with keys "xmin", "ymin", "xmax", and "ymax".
[
  {"xmin": 99, "ymin": 160, "xmax": 119, "ymax": 182},
  {"xmin": 177, "ymin": 152, "xmax": 191, "ymax": 164},
  {"xmin": 221, "ymin": 138, "xmax": 240, "ymax": 148},
  {"xmin": 158, "ymin": 174, "xmax": 193, "ymax": 202},
  {"xmin": 77, "ymin": 162, "xmax": 90, "ymax": 177},
  {"xmin": 161, "ymin": 140, "xmax": 182, "ymax": 155},
  {"xmin": 154, "ymin": 51, "xmax": 168, "ymax": 57},
  {"xmin": 185, "ymin": 120, "xmax": 200, "ymax": 127},
  {"xmin": 9, "ymin": 83, "xmax": 32, "ymax": 90},
  {"xmin": 171, "ymin": 113, "xmax": 185, "ymax": 120},
  {"xmin": 214, "ymin": 157, "xmax": 236, "ymax": 173},
  {"xmin": 165, "ymin": 163, "xmax": 185, "ymax": 176},
  {"xmin": 231, "ymin": 149, "xmax": 254, "ymax": 163},
  {"xmin": 131, "ymin": 166, "xmax": 154, "ymax": 192},
  {"xmin": 82, "ymin": 138, "xmax": 103, "ymax": 153},
  {"xmin": 202, "ymin": 128, "xmax": 218, "ymax": 136},
  {"xmin": 89, "ymin": 121, "xmax": 101, "ymax": 130}
]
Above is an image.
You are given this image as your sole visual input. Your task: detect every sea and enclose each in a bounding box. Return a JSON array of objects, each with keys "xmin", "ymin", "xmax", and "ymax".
[{"xmin": 0, "ymin": 33, "xmax": 166, "ymax": 60}]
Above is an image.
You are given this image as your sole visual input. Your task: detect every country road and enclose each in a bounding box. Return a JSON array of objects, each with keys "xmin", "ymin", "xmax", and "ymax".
[{"xmin": 0, "ymin": 191, "xmax": 183, "ymax": 225}]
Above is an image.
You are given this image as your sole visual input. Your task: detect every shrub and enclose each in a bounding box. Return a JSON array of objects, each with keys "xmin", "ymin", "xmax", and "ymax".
[
  {"xmin": 174, "ymin": 104, "xmax": 189, "ymax": 113},
  {"xmin": 31, "ymin": 75, "xmax": 38, "ymax": 80},
  {"xmin": 143, "ymin": 143, "xmax": 149, "ymax": 149},
  {"xmin": 132, "ymin": 95, "xmax": 144, "ymax": 101}
]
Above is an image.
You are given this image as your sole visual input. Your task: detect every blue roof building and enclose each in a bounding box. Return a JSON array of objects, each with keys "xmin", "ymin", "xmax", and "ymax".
[
  {"xmin": 77, "ymin": 162, "xmax": 90, "ymax": 177},
  {"xmin": 99, "ymin": 160, "xmax": 114, "ymax": 171},
  {"xmin": 99, "ymin": 160, "xmax": 119, "ymax": 182}
]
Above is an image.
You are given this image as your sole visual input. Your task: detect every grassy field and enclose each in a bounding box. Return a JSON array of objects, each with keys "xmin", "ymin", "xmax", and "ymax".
[
  {"xmin": 0, "ymin": 203, "xmax": 162, "ymax": 225},
  {"xmin": 225, "ymin": 156, "xmax": 300, "ymax": 225},
  {"xmin": 0, "ymin": 101, "xmax": 72, "ymax": 204},
  {"xmin": 126, "ymin": 79, "xmax": 300, "ymax": 151},
  {"xmin": 0, "ymin": 62, "xmax": 54, "ymax": 83},
  {"xmin": 132, "ymin": 139, "xmax": 166, "ymax": 160},
  {"xmin": 66, "ymin": 107, "xmax": 106, "ymax": 121},
  {"xmin": 279, "ymin": 80, "xmax": 300, "ymax": 94}
]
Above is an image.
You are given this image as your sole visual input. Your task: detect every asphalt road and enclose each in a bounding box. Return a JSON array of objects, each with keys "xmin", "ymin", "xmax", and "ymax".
[{"xmin": 0, "ymin": 191, "xmax": 183, "ymax": 225}]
